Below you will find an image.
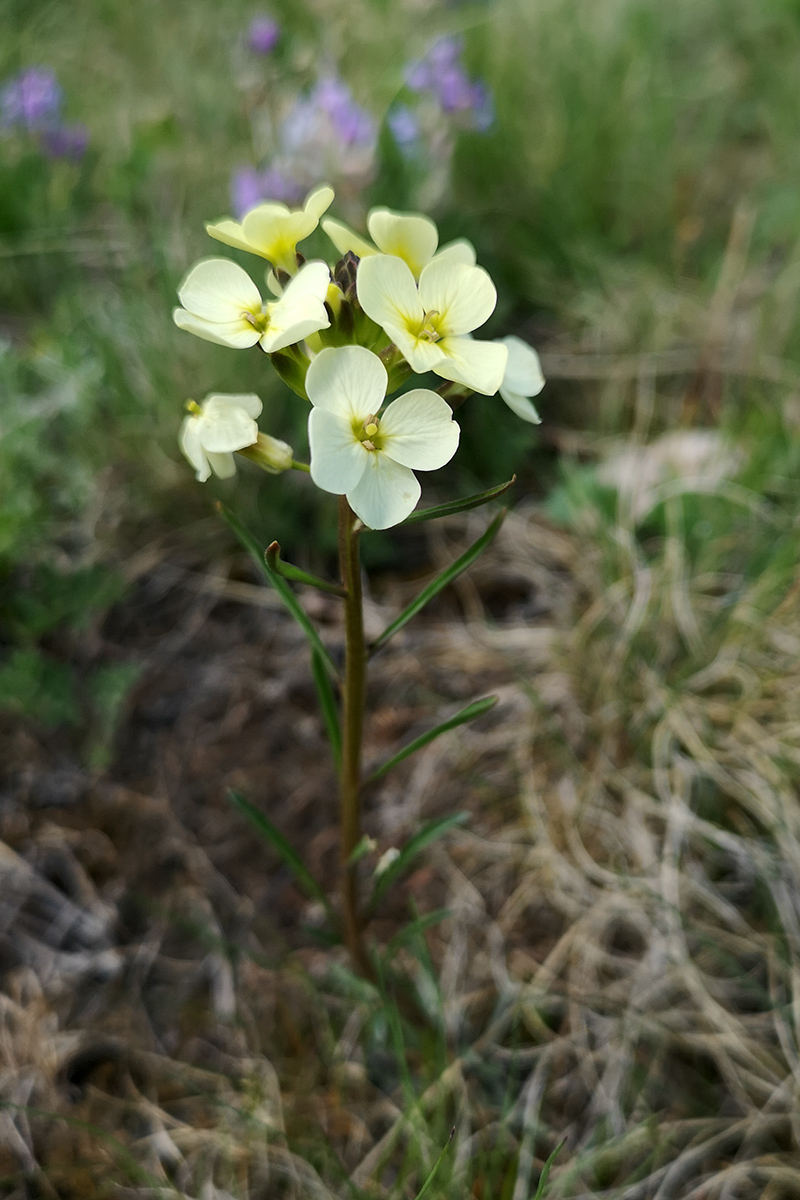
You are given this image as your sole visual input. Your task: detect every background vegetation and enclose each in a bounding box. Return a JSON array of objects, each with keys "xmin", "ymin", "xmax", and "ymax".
[{"xmin": 3, "ymin": 0, "xmax": 800, "ymax": 1196}]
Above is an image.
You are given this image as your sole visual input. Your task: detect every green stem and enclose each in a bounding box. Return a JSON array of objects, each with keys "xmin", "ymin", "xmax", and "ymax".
[{"xmin": 338, "ymin": 496, "xmax": 371, "ymax": 976}]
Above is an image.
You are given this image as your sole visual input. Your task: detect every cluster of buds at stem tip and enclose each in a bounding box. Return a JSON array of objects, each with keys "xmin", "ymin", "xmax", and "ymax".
[{"xmin": 172, "ymin": 183, "xmax": 546, "ymax": 527}]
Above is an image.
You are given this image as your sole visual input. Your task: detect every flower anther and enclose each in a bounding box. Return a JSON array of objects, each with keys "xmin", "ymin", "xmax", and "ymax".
[
  {"xmin": 356, "ymin": 253, "xmax": 508, "ymax": 395},
  {"xmin": 173, "ymin": 258, "xmax": 331, "ymax": 352},
  {"xmin": 307, "ymin": 345, "xmax": 460, "ymax": 529},
  {"xmin": 205, "ymin": 184, "xmax": 335, "ymax": 274}
]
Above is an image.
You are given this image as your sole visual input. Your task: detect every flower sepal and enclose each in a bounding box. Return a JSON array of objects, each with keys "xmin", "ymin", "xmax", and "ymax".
[
  {"xmin": 238, "ymin": 432, "xmax": 294, "ymax": 474},
  {"xmin": 269, "ymin": 343, "xmax": 311, "ymax": 400}
]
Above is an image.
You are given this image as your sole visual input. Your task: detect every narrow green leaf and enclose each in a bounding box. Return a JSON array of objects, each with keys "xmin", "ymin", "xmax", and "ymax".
[
  {"xmin": 369, "ymin": 812, "xmax": 469, "ymax": 911},
  {"xmin": 531, "ymin": 1140, "xmax": 566, "ymax": 1200},
  {"xmin": 366, "ymin": 696, "xmax": 498, "ymax": 785},
  {"xmin": 217, "ymin": 502, "xmax": 338, "ymax": 679},
  {"xmin": 266, "ymin": 541, "xmax": 347, "ymax": 597},
  {"xmin": 403, "ymin": 476, "xmax": 515, "ymax": 524},
  {"xmin": 347, "ymin": 833, "xmax": 376, "ymax": 866},
  {"xmin": 414, "ymin": 1127, "xmax": 455, "ymax": 1200},
  {"xmin": 369, "ymin": 509, "xmax": 507, "ymax": 655},
  {"xmin": 228, "ymin": 790, "xmax": 335, "ymax": 920},
  {"xmin": 383, "ymin": 907, "xmax": 451, "ymax": 961},
  {"xmin": 311, "ymin": 647, "xmax": 341, "ymax": 769}
]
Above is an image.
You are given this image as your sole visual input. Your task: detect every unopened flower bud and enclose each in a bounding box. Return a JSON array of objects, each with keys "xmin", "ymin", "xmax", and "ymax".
[{"xmin": 238, "ymin": 432, "xmax": 294, "ymax": 474}]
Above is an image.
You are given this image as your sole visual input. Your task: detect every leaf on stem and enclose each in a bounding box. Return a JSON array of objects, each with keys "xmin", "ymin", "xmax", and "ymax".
[
  {"xmin": 403, "ymin": 476, "xmax": 515, "ymax": 524},
  {"xmin": 369, "ymin": 509, "xmax": 508, "ymax": 655},
  {"xmin": 366, "ymin": 696, "xmax": 498, "ymax": 785},
  {"xmin": 266, "ymin": 541, "xmax": 347, "ymax": 597},
  {"xmin": 531, "ymin": 1140, "xmax": 566, "ymax": 1199},
  {"xmin": 383, "ymin": 907, "xmax": 451, "ymax": 961},
  {"xmin": 228, "ymin": 790, "xmax": 335, "ymax": 921},
  {"xmin": 368, "ymin": 812, "xmax": 469, "ymax": 912},
  {"xmin": 216, "ymin": 502, "xmax": 339, "ymax": 679},
  {"xmin": 311, "ymin": 647, "xmax": 341, "ymax": 769}
]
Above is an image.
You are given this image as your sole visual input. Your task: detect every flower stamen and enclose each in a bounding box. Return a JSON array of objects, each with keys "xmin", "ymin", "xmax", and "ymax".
[{"xmin": 418, "ymin": 310, "xmax": 441, "ymax": 342}]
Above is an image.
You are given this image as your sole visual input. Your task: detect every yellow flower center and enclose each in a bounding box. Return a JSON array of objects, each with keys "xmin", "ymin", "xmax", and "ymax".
[
  {"xmin": 242, "ymin": 307, "xmax": 270, "ymax": 333},
  {"xmin": 357, "ymin": 414, "xmax": 382, "ymax": 452},
  {"xmin": 417, "ymin": 310, "xmax": 442, "ymax": 343}
]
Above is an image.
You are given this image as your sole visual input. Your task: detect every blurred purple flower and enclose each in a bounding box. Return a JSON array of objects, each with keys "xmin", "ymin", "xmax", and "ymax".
[
  {"xmin": 405, "ymin": 59, "xmax": 433, "ymax": 92},
  {"xmin": 427, "ymin": 36, "xmax": 463, "ymax": 70},
  {"xmin": 247, "ymin": 15, "xmax": 280, "ymax": 55},
  {"xmin": 387, "ymin": 104, "xmax": 420, "ymax": 153},
  {"xmin": 43, "ymin": 121, "xmax": 89, "ymax": 160},
  {"xmin": 230, "ymin": 164, "xmax": 304, "ymax": 217},
  {"xmin": 469, "ymin": 80, "xmax": 494, "ymax": 131},
  {"xmin": 311, "ymin": 77, "xmax": 375, "ymax": 147},
  {"xmin": 1, "ymin": 66, "xmax": 62, "ymax": 130},
  {"xmin": 435, "ymin": 64, "xmax": 475, "ymax": 112}
]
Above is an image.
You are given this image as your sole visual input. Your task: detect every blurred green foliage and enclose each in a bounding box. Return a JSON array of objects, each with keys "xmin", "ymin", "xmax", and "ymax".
[{"xmin": 2, "ymin": 0, "xmax": 800, "ymax": 732}]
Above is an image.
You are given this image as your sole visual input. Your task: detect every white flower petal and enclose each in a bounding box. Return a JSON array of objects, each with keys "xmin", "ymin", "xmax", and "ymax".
[
  {"xmin": 205, "ymin": 450, "xmax": 237, "ymax": 478},
  {"xmin": 498, "ymin": 335, "xmax": 545, "ymax": 398},
  {"xmin": 367, "ymin": 209, "xmax": 438, "ymax": 277},
  {"xmin": 309, "ymin": 408, "xmax": 368, "ymax": 494},
  {"xmin": 418, "ymin": 258, "xmax": 497, "ymax": 336},
  {"xmin": 281, "ymin": 260, "xmax": 332, "ymax": 304},
  {"xmin": 261, "ymin": 294, "xmax": 330, "ymax": 352},
  {"xmin": 304, "ymin": 184, "xmax": 335, "ymax": 221},
  {"xmin": 179, "ymin": 416, "xmax": 211, "ymax": 481},
  {"xmin": 205, "ymin": 218, "xmax": 261, "ymax": 256},
  {"xmin": 203, "ymin": 392, "xmax": 262, "ymax": 419},
  {"xmin": 379, "ymin": 390, "xmax": 460, "ymax": 471},
  {"xmin": 347, "ymin": 454, "xmax": 421, "ymax": 529},
  {"xmin": 172, "ymin": 308, "xmax": 261, "ymax": 349},
  {"xmin": 435, "ymin": 336, "xmax": 509, "ymax": 396},
  {"xmin": 197, "ymin": 402, "xmax": 259, "ymax": 453},
  {"xmin": 499, "ymin": 388, "xmax": 542, "ymax": 424},
  {"xmin": 306, "ymin": 345, "xmax": 387, "ymax": 421},
  {"xmin": 178, "ymin": 258, "xmax": 262, "ymax": 321},
  {"xmin": 322, "ymin": 217, "xmax": 376, "ymax": 260},
  {"xmin": 356, "ymin": 254, "xmax": 424, "ymax": 333},
  {"xmin": 433, "ymin": 239, "xmax": 477, "ymax": 268}
]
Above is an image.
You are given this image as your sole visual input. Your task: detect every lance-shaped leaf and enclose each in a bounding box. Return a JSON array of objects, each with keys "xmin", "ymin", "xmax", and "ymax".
[
  {"xmin": 217, "ymin": 502, "xmax": 338, "ymax": 679},
  {"xmin": 383, "ymin": 907, "xmax": 451, "ymax": 962},
  {"xmin": 228, "ymin": 790, "xmax": 335, "ymax": 921},
  {"xmin": 311, "ymin": 647, "xmax": 341, "ymax": 769},
  {"xmin": 403, "ymin": 476, "xmax": 515, "ymax": 524},
  {"xmin": 532, "ymin": 1140, "xmax": 566, "ymax": 1199},
  {"xmin": 369, "ymin": 509, "xmax": 507, "ymax": 655},
  {"xmin": 366, "ymin": 696, "xmax": 497, "ymax": 785},
  {"xmin": 414, "ymin": 1127, "xmax": 456, "ymax": 1200},
  {"xmin": 368, "ymin": 812, "xmax": 469, "ymax": 912},
  {"xmin": 266, "ymin": 541, "xmax": 347, "ymax": 596}
]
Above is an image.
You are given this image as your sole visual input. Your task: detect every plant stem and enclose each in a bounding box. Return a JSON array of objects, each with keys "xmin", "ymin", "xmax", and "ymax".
[{"xmin": 337, "ymin": 496, "xmax": 371, "ymax": 976}]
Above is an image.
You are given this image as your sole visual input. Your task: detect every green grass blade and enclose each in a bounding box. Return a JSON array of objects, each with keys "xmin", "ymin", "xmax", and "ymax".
[
  {"xmin": 383, "ymin": 907, "xmax": 451, "ymax": 960},
  {"xmin": 311, "ymin": 647, "xmax": 341, "ymax": 770},
  {"xmin": 403, "ymin": 476, "xmax": 515, "ymax": 524},
  {"xmin": 366, "ymin": 695, "xmax": 498, "ymax": 785},
  {"xmin": 266, "ymin": 540, "xmax": 347, "ymax": 597},
  {"xmin": 531, "ymin": 1139, "xmax": 566, "ymax": 1199},
  {"xmin": 414, "ymin": 1127, "xmax": 455, "ymax": 1200},
  {"xmin": 369, "ymin": 812, "xmax": 469, "ymax": 912},
  {"xmin": 228, "ymin": 790, "xmax": 335, "ymax": 920},
  {"xmin": 370, "ymin": 509, "xmax": 507, "ymax": 655},
  {"xmin": 216, "ymin": 502, "xmax": 339, "ymax": 679}
]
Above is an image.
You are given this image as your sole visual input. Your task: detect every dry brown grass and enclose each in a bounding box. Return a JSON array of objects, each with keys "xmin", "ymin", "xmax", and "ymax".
[{"xmin": 1, "ymin": 487, "xmax": 800, "ymax": 1198}]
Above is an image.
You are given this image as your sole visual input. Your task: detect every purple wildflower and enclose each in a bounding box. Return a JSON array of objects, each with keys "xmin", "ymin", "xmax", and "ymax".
[
  {"xmin": 427, "ymin": 36, "xmax": 463, "ymax": 71},
  {"xmin": 231, "ymin": 167, "xmax": 266, "ymax": 217},
  {"xmin": 43, "ymin": 122, "xmax": 89, "ymax": 160},
  {"xmin": 230, "ymin": 164, "xmax": 304, "ymax": 217},
  {"xmin": 435, "ymin": 64, "xmax": 476, "ymax": 113},
  {"xmin": 387, "ymin": 105, "xmax": 420, "ymax": 153},
  {"xmin": 311, "ymin": 77, "xmax": 375, "ymax": 147},
  {"xmin": 247, "ymin": 15, "xmax": 280, "ymax": 55},
  {"xmin": 258, "ymin": 164, "xmax": 305, "ymax": 204},
  {"xmin": 1, "ymin": 66, "xmax": 62, "ymax": 130}
]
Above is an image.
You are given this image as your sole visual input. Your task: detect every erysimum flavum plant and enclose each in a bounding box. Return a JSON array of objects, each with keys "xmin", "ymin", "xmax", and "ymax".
[{"xmin": 173, "ymin": 184, "xmax": 545, "ymax": 975}]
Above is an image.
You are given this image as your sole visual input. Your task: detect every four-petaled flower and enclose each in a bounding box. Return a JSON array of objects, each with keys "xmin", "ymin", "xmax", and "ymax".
[
  {"xmin": 323, "ymin": 206, "xmax": 474, "ymax": 279},
  {"xmin": 205, "ymin": 184, "xmax": 334, "ymax": 275},
  {"xmin": 307, "ymin": 345, "xmax": 460, "ymax": 529},
  {"xmin": 496, "ymin": 335, "xmax": 545, "ymax": 424},
  {"xmin": 179, "ymin": 393, "xmax": 262, "ymax": 481},
  {"xmin": 356, "ymin": 253, "xmax": 508, "ymax": 396},
  {"xmin": 173, "ymin": 258, "xmax": 331, "ymax": 351}
]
